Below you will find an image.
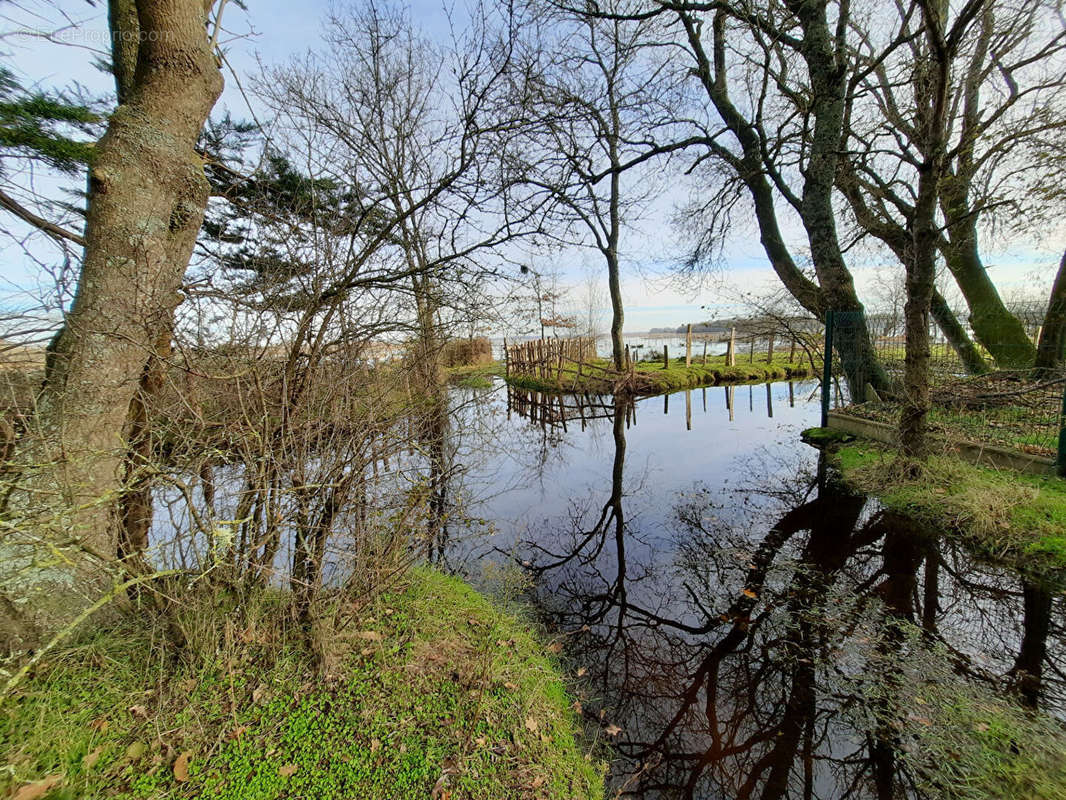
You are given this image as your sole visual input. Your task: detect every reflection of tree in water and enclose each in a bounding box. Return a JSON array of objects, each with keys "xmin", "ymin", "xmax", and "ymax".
[{"xmin": 515, "ymin": 410, "xmax": 1064, "ymax": 799}]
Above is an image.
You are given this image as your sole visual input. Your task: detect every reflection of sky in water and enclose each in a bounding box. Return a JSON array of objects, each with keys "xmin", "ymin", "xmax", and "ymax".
[
  {"xmin": 445, "ymin": 380, "xmax": 1066, "ymax": 800},
  {"xmin": 450, "ymin": 379, "xmax": 822, "ymax": 563}
]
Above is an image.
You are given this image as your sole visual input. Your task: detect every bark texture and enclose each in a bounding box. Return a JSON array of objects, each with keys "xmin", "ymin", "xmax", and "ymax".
[{"xmin": 4, "ymin": 0, "xmax": 222, "ymax": 642}]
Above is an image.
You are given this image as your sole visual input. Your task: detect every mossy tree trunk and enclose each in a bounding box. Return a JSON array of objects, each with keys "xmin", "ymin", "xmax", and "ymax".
[
  {"xmin": 9, "ymin": 0, "xmax": 223, "ymax": 618},
  {"xmin": 1035, "ymin": 249, "xmax": 1066, "ymax": 377}
]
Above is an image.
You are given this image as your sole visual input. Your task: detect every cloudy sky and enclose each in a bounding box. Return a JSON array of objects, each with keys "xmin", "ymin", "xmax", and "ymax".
[{"xmin": 2, "ymin": 0, "xmax": 1061, "ymax": 333}]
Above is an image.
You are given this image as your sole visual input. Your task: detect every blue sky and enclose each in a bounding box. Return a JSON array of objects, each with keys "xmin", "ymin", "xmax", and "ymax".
[{"xmin": 1, "ymin": 0, "xmax": 1061, "ymax": 333}]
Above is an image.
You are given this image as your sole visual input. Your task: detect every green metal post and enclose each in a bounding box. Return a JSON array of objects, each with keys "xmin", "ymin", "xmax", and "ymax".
[
  {"xmin": 1058, "ymin": 382, "xmax": 1066, "ymax": 478},
  {"xmin": 821, "ymin": 311, "xmax": 834, "ymax": 429}
]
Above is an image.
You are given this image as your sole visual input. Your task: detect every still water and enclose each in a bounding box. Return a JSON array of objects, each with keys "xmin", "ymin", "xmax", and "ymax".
[{"xmin": 442, "ymin": 380, "xmax": 1065, "ymax": 799}]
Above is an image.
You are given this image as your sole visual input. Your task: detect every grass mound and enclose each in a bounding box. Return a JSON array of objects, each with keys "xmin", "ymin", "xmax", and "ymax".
[
  {"xmin": 0, "ymin": 569, "xmax": 603, "ymax": 800},
  {"xmin": 834, "ymin": 443, "xmax": 1066, "ymax": 575}
]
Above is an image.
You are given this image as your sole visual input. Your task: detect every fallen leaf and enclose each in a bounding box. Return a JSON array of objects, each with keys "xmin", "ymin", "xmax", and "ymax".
[
  {"xmin": 12, "ymin": 775, "xmax": 63, "ymax": 800},
  {"xmin": 572, "ymin": 700, "xmax": 583, "ymax": 715},
  {"xmin": 82, "ymin": 747, "xmax": 103, "ymax": 770},
  {"xmin": 474, "ymin": 736, "xmax": 487, "ymax": 746},
  {"xmin": 524, "ymin": 717, "xmax": 538, "ymax": 733},
  {"xmin": 576, "ymin": 667, "xmax": 587, "ymax": 677},
  {"xmin": 370, "ymin": 739, "xmax": 381, "ymax": 753},
  {"xmin": 125, "ymin": 742, "xmax": 146, "ymax": 760},
  {"xmin": 503, "ymin": 681, "xmax": 518, "ymax": 691},
  {"xmin": 605, "ymin": 724, "xmax": 623, "ymax": 736},
  {"xmin": 128, "ymin": 705, "xmax": 148, "ymax": 719},
  {"xmin": 278, "ymin": 763, "xmax": 298, "ymax": 778},
  {"xmin": 173, "ymin": 751, "xmax": 192, "ymax": 782},
  {"xmin": 531, "ymin": 775, "xmax": 546, "ymax": 787},
  {"xmin": 546, "ymin": 641, "xmax": 563, "ymax": 654},
  {"xmin": 89, "ymin": 717, "xmax": 109, "ymax": 732},
  {"xmin": 252, "ymin": 684, "xmax": 268, "ymax": 704},
  {"xmin": 741, "ymin": 588, "xmax": 758, "ymax": 599},
  {"xmin": 228, "ymin": 725, "xmax": 250, "ymax": 740},
  {"xmin": 355, "ymin": 630, "xmax": 382, "ymax": 641}
]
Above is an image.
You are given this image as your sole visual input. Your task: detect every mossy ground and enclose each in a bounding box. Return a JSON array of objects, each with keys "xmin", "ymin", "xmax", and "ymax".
[
  {"xmin": 832, "ymin": 442, "xmax": 1066, "ymax": 577},
  {"xmin": 507, "ymin": 354, "xmax": 811, "ymax": 396},
  {"xmin": 0, "ymin": 569, "xmax": 603, "ymax": 800}
]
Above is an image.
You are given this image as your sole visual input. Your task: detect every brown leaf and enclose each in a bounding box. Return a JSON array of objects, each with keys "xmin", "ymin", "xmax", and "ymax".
[
  {"xmin": 173, "ymin": 751, "xmax": 192, "ymax": 782},
  {"xmin": 741, "ymin": 588, "xmax": 758, "ymax": 599},
  {"xmin": 228, "ymin": 725, "xmax": 250, "ymax": 740},
  {"xmin": 251, "ymin": 684, "xmax": 268, "ymax": 704},
  {"xmin": 605, "ymin": 724, "xmax": 623, "ymax": 736},
  {"xmin": 531, "ymin": 775, "xmax": 546, "ymax": 788},
  {"xmin": 354, "ymin": 630, "xmax": 382, "ymax": 641},
  {"xmin": 278, "ymin": 763, "xmax": 298, "ymax": 778},
  {"xmin": 128, "ymin": 705, "xmax": 148, "ymax": 719},
  {"xmin": 12, "ymin": 774, "xmax": 63, "ymax": 800},
  {"xmin": 546, "ymin": 641, "xmax": 563, "ymax": 654},
  {"xmin": 82, "ymin": 747, "xmax": 103, "ymax": 770},
  {"xmin": 572, "ymin": 700, "xmax": 583, "ymax": 715},
  {"xmin": 503, "ymin": 681, "xmax": 518, "ymax": 691},
  {"xmin": 88, "ymin": 717, "xmax": 108, "ymax": 732},
  {"xmin": 576, "ymin": 667, "xmax": 587, "ymax": 678},
  {"xmin": 524, "ymin": 717, "xmax": 538, "ymax": 733},
  {"xmin": 370, "ymin": 738, "xmax": 381, "ymax": 753}
]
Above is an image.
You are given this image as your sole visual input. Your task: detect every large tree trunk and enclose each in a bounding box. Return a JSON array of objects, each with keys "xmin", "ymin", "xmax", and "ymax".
[
  {"xmin": 4, "ymin": 0, "xmax": 222, "ymax": 641},
  {"xmin": 940, "ymin": 199, "xmax": 1036, "ymax": 368},
  {"xmin": 930, "ymin": 288, "xmax": 989, "ymax": 374},
  {"xmin": 1035, "ymin": 249, "xmax": 1066, "ymax": 377}
]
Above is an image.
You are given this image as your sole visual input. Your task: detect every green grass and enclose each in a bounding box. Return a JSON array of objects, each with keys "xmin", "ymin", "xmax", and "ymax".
[
  {"xmin": 506, "ymin": 354, "xmax": 811, "ymax": 396},
  {"xmin": 446, "ymin": 362, "xmax": 503, "ymax": 390},
  {"xmin": 833, "ymin": 443, "xmax": 1066, "ymax": 576},
  {"xmin": 0, "ymin": 569, "xmax": 603, "ymax": 800},
  {"xmin": 843, "ymin": 400, "xmax": 1059, "ymax": 456}
]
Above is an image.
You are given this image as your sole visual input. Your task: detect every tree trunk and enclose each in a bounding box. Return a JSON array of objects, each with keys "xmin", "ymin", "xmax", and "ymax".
[
  {"xmin": 5, "ymin": 0, "xmax": 223, "ymax": 638},
  {"xmin": 901, "ymin": 157, "xmax": 941, "ymax": 461},
  {"xmin": 1035, "ymin": 249, "xmax": 1066, "ymax": 376},
  {"xmin": 930, "ymin": 288, "xmax": 989, "ymax": 374},
  {"xmin": 941, "ymin": 205, "xmax": 1036, "ymax": 368}
]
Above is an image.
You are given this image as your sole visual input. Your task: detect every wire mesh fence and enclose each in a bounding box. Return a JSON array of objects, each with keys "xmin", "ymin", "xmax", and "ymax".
[{"xmin": 824, "ymin": 310, "xmax": 1066, "ymax": 464}]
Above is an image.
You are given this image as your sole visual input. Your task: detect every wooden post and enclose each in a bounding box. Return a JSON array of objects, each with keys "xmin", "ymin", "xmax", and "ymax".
[
  {"xmin": 685, "ymin": 389, "xmax": 692, "ymax": 430},
  {"xmin": 766, "ymin": 333, "xmax": 775, "ymax": 363},
  {"xmin": 663, "ymin": 344, "xmax": 669, "ymax": 370},
  {"xmin": 504, "ymin": 337, "xmax": 509, "ymax": 378},
  {"xmin": 789, "ymin": 337, "xmax": 797, "ymax": 363},
  {"xmin": 702, "ymin": 340, "xmax": 708, "ymax": 365},
  {"xmin": 685, "ymin": 323, "xmax": 692, "ymax": 367},
  {"xmin": 748, "ymin": 336, "xmax": 755, "ymax": 363},
  {"xmin": 727, "ymin": 327, "xmax": 736, "ymax": 366}
]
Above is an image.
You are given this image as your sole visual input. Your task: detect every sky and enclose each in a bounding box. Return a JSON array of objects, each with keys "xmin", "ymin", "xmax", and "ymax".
[{"xmin": 1, "ymin": 0, "xmax": 1062, "ymax": 335}]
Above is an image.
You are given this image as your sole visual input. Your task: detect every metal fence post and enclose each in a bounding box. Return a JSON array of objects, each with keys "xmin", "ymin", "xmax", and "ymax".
[
  {"xmin": 821, "ymin": 310, "xmax": 834, "ymax": 428},
  {"xmin": 1058, "ymin": 381, "xmax": 1066, "ymax": 478}
]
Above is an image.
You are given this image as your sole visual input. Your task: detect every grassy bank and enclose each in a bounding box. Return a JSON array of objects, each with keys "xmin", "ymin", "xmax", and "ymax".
[
  {"xmin": 829, "ymin": 441, "xmax": 1066, "ymax": 577},
  {"xmin": 507, "ymin": 354, "xmax": 812, "ymax": 396},
  {"xmin": 0, "ymin": 569, "xmax": 603, "ymax": 800}
]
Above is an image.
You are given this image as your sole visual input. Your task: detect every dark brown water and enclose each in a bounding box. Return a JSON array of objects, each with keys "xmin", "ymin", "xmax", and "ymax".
[{"xmin": 443, "ymin": 380, "xmax": 1066, "ymax": 799}]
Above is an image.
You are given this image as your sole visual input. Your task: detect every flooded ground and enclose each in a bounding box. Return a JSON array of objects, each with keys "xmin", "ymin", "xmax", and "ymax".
[{"xmin": 445, "ymin": 380, "xmax": 1066, "ymax": 799}]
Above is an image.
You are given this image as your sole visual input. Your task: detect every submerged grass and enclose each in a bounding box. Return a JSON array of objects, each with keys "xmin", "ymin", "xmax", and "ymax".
[
  {"xmin": 861, "ymin": 622, "xmax": 1066, "ymax": 800},
  {"xmin": 0, "ymin": 568, "xmax": 602, "ymax": 800},
  {"xmin": 833, "ymin": 442, "xmax": 1066, "ymax": 576},
  {"xmin": 446, "ymin": 362, "xmax": 504, "ymax": 390}
]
